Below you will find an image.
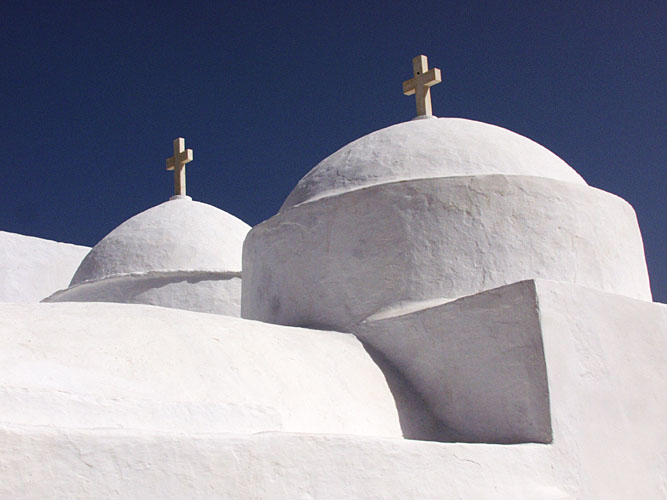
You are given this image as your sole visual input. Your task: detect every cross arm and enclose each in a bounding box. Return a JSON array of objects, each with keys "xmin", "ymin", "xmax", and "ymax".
[
  {"xmin": 179, "ymin": 149, "xmax": 194, "ymax": 164},
  {"xmin": 402, "ymin": 79, "xmax": 417, "ymax": 95},
  {"xmin": 166, "ymin": 149, "xmax": 193, "ymax": 171},
  {"xmin": 423, "ymin": 67, "xmax": 442, "ymax": 86},
  {"xmin": 402, "ymin": 68, "xmax": 442, "ymax": 95}
]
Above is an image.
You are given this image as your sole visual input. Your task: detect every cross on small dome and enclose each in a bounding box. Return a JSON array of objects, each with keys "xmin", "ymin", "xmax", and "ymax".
[
  {"xmin": 402, "ymin": 55, "xmax": 442, "ymax": 117},
  {"xmin": 166, "ymin": 137, "xmax": 194, "ymax": 198}
]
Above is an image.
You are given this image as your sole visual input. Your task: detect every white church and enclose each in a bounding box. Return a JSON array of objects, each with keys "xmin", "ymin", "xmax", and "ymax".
[{"xmin": 1, "ymin": 56, "xmax": 665, "ymax": 499}]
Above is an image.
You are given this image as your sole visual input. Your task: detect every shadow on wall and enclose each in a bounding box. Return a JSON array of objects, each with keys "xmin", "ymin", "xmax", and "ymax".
[
  {"xmin": 355, "ymin": 280, "xmax": 554, "ymax": 445},
  {"xmin": 363, "ymin": 343, "xmax": 464, "ymax": 442}
]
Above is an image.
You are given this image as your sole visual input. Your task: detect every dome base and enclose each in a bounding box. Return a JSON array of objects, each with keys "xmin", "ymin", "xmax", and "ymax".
[{"xmin": 244, "ymin": 175, "xmax": 651, "ymax": 332}]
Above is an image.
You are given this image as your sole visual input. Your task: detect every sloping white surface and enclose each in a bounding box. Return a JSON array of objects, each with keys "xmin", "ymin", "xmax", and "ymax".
[
  {"xmin": 244, "ymin": 175, "xmax": 651, "ymax": 331},
  {"xmin": 46, "ymin": 271, "xmax": 243, "ymax": 317},
  {"xmin": 0, "ymin": 302, "xmax": 401, "ymax": 437},
  {"xmin": 282, "ymin": 117, "xmax": 586, "ymax": 210},
  {"xmin": 71, "ymin": 198, "xmax": 250, "ymax": 285},
  {"xmin": 356, "ymin": 280, "xmax": 551, "ymax": 444},
  {"xmin": 0, "ymin": 429, "xmax": 569, "ymax": 500},
  {"xmin": 0, "ymin": 231, "xmax": 89, "ymax": 303}
]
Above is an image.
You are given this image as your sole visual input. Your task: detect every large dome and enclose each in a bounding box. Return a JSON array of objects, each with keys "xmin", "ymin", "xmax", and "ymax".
[
  {"xmin": 71, "ymin": 197, "xmax": 250, "ymax": 285},
  {"xmin": 244, "ymin": 117, "xmax": 650, "ymax": 332},
  {"xmin": 281, "ymin": 118, "xmax": 586, "ymax": 211}
]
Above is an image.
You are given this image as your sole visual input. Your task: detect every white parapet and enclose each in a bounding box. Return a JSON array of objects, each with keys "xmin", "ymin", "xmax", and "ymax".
[
  {"xmin": 0, "ymin": 302, "xmax": 402, "ymax": 438},
  {"xmin": 0, "ymin": 231, "xmax": 90, "ymax": 303}
]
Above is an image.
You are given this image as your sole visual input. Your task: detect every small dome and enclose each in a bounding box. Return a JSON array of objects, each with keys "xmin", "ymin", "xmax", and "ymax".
[
  {"xmin": 71, "ymin": 198, "xmax": 250, "ymax": 285},
  {"xmin": 281, "ymin": 118, "xmax": 586, "ymax": 210}
]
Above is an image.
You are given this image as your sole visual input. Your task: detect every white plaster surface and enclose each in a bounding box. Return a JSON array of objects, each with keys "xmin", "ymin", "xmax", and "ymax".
[
  {"xmin": 359, "ymin": 280, "xmax": 667, "ymax": 498},
  {"xmin": 0, "ymin": 302, "xmax": 402, "ymax": 437},
  {"xmin": 1, "ymin": 113, "xmax": 663, "ymax": 498},
  {"xmin": 0, "ymin": 282, "xmax": 664, "ymax": 498},
  {"xmin": 244, "ymin": 175, "xmax": 651, "ymax": 331},
  {"xmin": 282, "ymin": 117, "xmax": 586, "ymax": 210},
  {"xmin": 46, "ymin": 271, "xmax": 243, "ymax": 317},
  {"xmin": 71, "ymin": 198, "xmax": 250, "ymax": 285},
  {"xmin": 0, "ymin": 429, "xmax": 570, "ymax": 500},
  {"xmin": 0, "ymin": 231, "xmax": 89, "ymax": 303},
  {"xmin": 534, "ymin": 280, "xmax": 667, "ymax": 500},
  {"xmin": 356, "ymin": 280, "xmax": 551, "ymax": 444}
]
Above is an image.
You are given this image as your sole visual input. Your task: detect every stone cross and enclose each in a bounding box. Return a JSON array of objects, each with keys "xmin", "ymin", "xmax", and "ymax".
[
  {"xmin": 166, "ymin": 137, "xmax": 193, "ymax": 197},
  {"xmin": 402, "ymin": 55, "xmax": 442, "ymax": 117}
]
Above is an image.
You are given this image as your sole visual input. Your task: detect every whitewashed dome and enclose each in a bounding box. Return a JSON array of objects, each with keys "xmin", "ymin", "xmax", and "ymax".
[
  {"xmin": 243, "ymin": 117, "xmax": 651, "ymax": 331},
  {"xmin": 47, "ymin": 197, "xmax": 251, "ymax": 317},
  {"xmin": 281, "ymin": 117, "xmax": 586, "ymax": 211},
  {"xmin": 71, "ymin": 197, "xmax": 249, "ymax": 285}
]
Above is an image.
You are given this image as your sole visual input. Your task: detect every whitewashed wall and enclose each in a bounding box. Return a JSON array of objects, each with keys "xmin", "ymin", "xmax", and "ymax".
[{"xmin": 0, "ymin": 231, "xmax": 89, "ymax": 303}]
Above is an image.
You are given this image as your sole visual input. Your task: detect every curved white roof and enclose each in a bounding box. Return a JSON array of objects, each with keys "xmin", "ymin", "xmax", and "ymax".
[
  {"xmin": 1, "ymin": 301, "xmax": 402, "ymax": 437},
  {"xmin": 281, "ymin": 118, "xmax": 586, "ymax": 210},
  {"xmin": 71, "ymin": 198, "xmax": 250, "ymax": 285}
]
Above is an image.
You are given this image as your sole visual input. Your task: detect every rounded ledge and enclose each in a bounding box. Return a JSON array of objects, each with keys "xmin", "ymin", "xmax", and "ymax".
[
  {"xmin": 281, "ymin": 117, "xmax": 586, "ymax": 211},
  {"xmin": 45, "ymin": 269, "xmax": 243, "ymax": 302},
  {"xmin": 71, "ymin": 200, "xmax": 250, "ymax": 285}
]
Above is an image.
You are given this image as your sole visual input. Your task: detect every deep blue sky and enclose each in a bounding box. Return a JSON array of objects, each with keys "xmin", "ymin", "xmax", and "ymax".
[{"xmin": 2, "ymin": 1, "xmax": 665, "ymax": 301}]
